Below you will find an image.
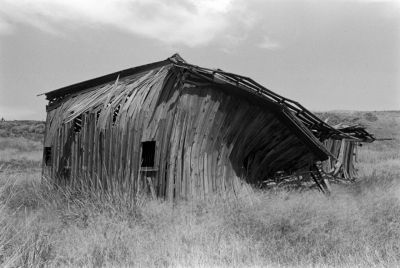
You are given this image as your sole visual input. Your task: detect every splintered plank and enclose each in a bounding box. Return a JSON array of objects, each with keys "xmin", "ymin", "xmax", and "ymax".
[
  {"xmin": 175, "ymin": 110, "xmax": 188, "ymax": 199},
  {"xmin": 120, "ymin": 117, "xmax": 130, "ymax": 188},
  {"xmin": 165, "ymin": 108, "xmax": 177, "ymax": 201},
  {"xmin": 82, "ymin": 114, "xmax": 88, "ymax": 180},
  {"xmin": 87, "ymin": 113, "xmax": 95, "ymax": 183},
  {"xmin": 92, "ymin": 117, "xmax": 99, "ymax": 187},
  {"xmin": 179, "ymin": 114, "xmax": 189, "ymax": 198},
  {"xmin": 153, "ymin": 119, "xmax": 165, "ymax": 196}
]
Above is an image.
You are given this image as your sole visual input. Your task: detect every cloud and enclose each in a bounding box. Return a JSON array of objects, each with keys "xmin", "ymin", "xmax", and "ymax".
[
  {"xmin": 0, "ymin": 0, "xmax": 248, "ymax": 47},
  {"xmin": 257, "ymin": 36, "xmax": 281, "ymax": 50},
  {"xmin": 0, "ymin": 17, "xmax": 13, "ymax": 35},
  {"xmin": 219, "ymin": 34, "xmax": 248, "ymax": 53}
]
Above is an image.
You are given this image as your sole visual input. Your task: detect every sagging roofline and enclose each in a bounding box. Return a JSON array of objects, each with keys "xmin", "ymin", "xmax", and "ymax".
[{"xmin": 40, "ymin": 53, "xmax": 374, "ymax": 144}]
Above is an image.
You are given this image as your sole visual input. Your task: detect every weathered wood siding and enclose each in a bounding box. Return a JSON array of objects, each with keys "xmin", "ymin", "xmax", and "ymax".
[
  {"xmin": 322, "ymin": 139, "xmax": 358, "ymax": 181},
  {"xmin": 43, "ymin": 64, "xmax": 320, "ymax": 200}
]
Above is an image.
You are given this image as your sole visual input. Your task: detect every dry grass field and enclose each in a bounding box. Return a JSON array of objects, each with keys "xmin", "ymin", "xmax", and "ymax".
[{"xmin": 0, "ymin": 111, "xmax": 399, "ymax": 267}]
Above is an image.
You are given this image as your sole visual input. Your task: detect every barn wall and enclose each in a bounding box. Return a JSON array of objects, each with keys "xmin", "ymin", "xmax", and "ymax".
[
  {"xmin": 322, "ymin": 139, "xmax": 358, "ymax": 181},
  {"xmin": 43, "ymin": 65, "xmax": 319, "ymax": 200}
]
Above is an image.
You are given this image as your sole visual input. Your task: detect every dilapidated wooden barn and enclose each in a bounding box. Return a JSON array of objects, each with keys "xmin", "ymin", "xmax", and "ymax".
[{"xmin": 41, "ymin": 54, "xmax": 374, "ymax": 199}]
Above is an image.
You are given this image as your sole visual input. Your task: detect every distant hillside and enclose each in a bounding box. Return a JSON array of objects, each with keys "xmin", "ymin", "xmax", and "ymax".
[
  {"xmin": 315, "ymin": 111, "xmax": 399, "ymax": 137},
  {"xmin": 315, "ymin": 111, "xmax": 400, "ymax": 151},
  {"xmin": 0, "ymin": 111, "xmax": 398, "ymax": 146},
  {"xmin": 0, "ymin": 120, "xmax": 45, "ymax": 142}
]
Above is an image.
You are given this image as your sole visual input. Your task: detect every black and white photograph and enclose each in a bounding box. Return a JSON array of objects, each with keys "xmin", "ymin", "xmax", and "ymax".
[{"xmin": 0, "ymin": 0, "xmax": 399, "ymax": 267}]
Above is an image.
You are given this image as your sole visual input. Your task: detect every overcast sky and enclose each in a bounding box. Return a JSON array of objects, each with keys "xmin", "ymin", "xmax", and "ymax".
[{"xmin": 0, "ymin": 0, "xmax": 399, "ymax": 120}]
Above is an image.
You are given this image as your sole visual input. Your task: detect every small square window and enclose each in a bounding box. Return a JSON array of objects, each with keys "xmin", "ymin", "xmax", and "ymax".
[
  {"xmin": 141, "ymin": 141, "xmax": 156, "ymax": 167},
  {"xmin": 44, "ymin": 147, "xmax": 52, "ymax": 166}
]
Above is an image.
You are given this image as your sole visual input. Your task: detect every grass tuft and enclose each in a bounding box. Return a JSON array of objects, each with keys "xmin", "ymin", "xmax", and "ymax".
[{"xmin": 0, "ymin": 112, "xmax": 399, "ymax": 267}]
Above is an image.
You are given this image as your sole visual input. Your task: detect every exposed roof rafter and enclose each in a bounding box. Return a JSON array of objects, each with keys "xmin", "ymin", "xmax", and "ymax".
[{"xmin": 41, "ymin": 53, "xmax": 375, "ymax": 143}]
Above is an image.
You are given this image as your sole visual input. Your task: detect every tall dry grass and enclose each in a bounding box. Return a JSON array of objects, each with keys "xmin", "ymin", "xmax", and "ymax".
[
  {"xmin": 0, "ymin": 112, "xmax": 399, "ymax": 267},
  {"xmin": 0, "ymin": 154, "xmax": 399, "ymax": 267},
  {"xmin": 0, "ymin": 137, "xmax": 42, "ymax": 171}
]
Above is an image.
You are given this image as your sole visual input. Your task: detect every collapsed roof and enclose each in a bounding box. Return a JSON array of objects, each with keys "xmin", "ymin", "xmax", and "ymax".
[{"xmin": 42, "ymin": 54, "xmax": 375, "ymax": 158}]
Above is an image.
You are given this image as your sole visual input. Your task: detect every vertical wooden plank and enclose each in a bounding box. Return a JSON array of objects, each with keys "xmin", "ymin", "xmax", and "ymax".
[
  {"xmin": 87, "ymin": 113, "xmax": 95, "ymax": 184},
  {"xmin": 92, "ymin": 115, "xmax": 99, "ymax": 188}
]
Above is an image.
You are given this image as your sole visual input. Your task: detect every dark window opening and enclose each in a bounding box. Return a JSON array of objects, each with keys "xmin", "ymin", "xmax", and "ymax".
[
  {"xmin": 44, "ymin": 147, "xmax": 52, "ymax": 166},
  {"xmin": 141, "ymin": 141, "xmax": 156, "ymax": 167},
  {"xmin": 73, "ymin": 115, "xmax": 82, "ymax": 132},
  {"xmin": 112, "ymin": 104, "xmax": 121, "ymax": 125}
]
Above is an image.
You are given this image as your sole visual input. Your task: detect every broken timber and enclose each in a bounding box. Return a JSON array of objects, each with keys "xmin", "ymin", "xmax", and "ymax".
[{"xmin": 41, "ymin": 54, "xmax": 374, "ymax": 199}]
